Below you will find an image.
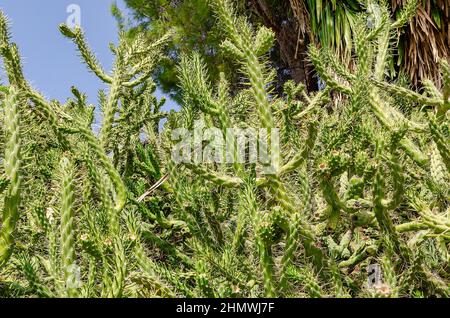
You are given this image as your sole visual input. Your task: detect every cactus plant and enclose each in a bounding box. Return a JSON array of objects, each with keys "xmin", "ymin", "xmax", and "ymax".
[{"xmin": 0, "ymin": 0, "xmax": 448, "ymax": 298}]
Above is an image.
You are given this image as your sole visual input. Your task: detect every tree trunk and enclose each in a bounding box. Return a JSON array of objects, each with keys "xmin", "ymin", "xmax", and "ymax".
[{"xmin": 249, "ymin": 0, "xmax": 317, "ymax": 92}]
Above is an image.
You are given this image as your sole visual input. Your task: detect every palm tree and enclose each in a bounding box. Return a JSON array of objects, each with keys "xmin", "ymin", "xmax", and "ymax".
[
  {"xmin": 282, "ymin": 0, "xmax": 449, "ymax": 87},
  {"xmin": 392, "ymin": 0, "xmax": 449, "ymax": 86},
  {"xmin": 125, "ymin": 0, "xmax": 449, "ymax": 92}
]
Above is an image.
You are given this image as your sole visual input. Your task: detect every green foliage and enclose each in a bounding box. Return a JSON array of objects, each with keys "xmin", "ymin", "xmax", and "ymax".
[
  {"xmin": 0, "ymin": 1, "xmax": 449, "ymax": 298},
  {"xmin": 124, "ymin": 0, "xmax": 238, "ymax": 98}
]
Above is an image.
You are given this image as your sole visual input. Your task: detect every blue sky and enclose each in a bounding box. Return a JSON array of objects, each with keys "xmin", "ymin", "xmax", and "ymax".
[{"xmin": 0, "ymin": 0, "xmax": 177, "ymax": 125}]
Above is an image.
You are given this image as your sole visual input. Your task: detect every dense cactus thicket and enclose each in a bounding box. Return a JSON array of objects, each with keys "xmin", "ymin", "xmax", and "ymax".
[{"xmin": 0, "ymin": 0, "xmax": 449, "ymax": 298}]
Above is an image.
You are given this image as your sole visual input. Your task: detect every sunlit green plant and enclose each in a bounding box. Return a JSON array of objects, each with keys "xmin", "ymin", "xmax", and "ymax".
[{"xmin": 0, "ymin": 0, "xmax": 448, "ymax": 298}]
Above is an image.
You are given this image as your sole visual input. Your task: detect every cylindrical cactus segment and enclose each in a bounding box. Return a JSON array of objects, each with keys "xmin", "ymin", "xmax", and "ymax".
[
  {"xmin": 59, "ymin": 156, "xmax": 78, "ymax": 297},
  {"xmin": 0, "ymin": 86, "xmax": 21, "ymax": 269}
]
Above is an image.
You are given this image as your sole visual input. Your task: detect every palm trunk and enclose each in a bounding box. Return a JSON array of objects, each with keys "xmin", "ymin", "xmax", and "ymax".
[{"xmin": 250, "ymin": 0, "xmax": 317, "ymax": 92}]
